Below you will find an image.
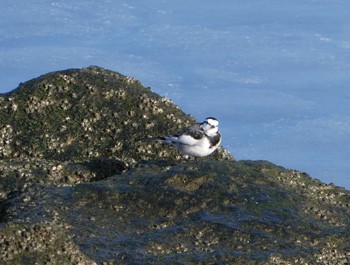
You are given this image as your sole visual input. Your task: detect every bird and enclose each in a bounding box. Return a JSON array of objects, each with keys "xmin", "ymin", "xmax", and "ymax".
[{"xmin": 143, "ymin": 117, "xmax": 222, "ymax": 158}]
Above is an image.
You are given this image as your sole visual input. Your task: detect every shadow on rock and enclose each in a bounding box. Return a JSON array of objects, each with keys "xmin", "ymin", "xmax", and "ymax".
[{"xmin": 81, "ymin": 158, "xmax": 128, "ymax": 181}]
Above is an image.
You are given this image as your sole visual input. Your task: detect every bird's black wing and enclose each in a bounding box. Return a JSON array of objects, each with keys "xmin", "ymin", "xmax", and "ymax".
[{"xmin": 181, "ymin": 124, "xmax": 205, "ymax": 140}]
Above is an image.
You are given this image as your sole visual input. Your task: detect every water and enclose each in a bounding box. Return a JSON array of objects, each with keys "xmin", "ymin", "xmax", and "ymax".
[{"xmin": 0, "ymin": 0, "xmax": 349, "ymax": 188}]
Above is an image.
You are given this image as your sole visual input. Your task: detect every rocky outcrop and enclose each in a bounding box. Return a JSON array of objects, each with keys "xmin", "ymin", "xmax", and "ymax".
[
  {"xmin": 0, "ymin": 66, "xmax": 230, "ymax": 163},
  {"xmin": 2, "ymin": 160, "xmax": 350, "ymax": 264},
  {"xmin": 1, "ymin": 67, "xmax": 349, "ymax": 264},
  {"xmin": 0, "ymin": 66, "xmax": 231, "ymax": 200}
]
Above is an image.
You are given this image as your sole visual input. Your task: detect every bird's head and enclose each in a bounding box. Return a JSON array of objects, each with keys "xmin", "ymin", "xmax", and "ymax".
[{"xmin": 201, "ymin": 117, "xmax": 219, "ymax": 136}]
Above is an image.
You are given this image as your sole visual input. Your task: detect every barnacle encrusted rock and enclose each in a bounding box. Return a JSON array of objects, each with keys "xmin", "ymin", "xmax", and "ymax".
[
  {"xmin": 0, "ymin": 66, "xmax": 232, "ymax": 164},
  {"xmin": 1, "ymin": 67, "xmax": 349, "ymax": 264},
  {"xmin": 1, "ymin": 161, "xmax": 350, "ymax": 264},
  {"xmin": 0, "ymin": 219, "xmax": 96, "ymax": 264},
  {"xmin": 0, "ymin": 66, "xmax": 232, "ymax": 202}
]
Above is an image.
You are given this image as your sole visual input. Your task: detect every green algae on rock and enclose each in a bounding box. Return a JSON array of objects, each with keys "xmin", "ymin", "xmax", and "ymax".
[
  {"xmin": 2, "ymin": 160, "xmax": 350, "ymax": 264},
  {"xmin": 0, "ymin": 66, "xmax": 232, "ymax": 164},
  {"xmin": 0, "ymin": 158, "xmax": 127, "ymax": 203},
  {"xmin": 1, "ymin": 67, "xmax": 349, "ymax": 264},
  {"xmin": 0, "ymin": 66, "xmax": 232, "ymax": 222}
]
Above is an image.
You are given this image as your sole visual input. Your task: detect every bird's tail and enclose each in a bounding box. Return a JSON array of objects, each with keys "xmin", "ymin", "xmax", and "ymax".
[
  {"xmin": 140, "ymin": 136, "xmax": 179, "ymax": 145},
  {"xmin": 139, "ymin": 136, "xmax": 166, "ymax": 142}
]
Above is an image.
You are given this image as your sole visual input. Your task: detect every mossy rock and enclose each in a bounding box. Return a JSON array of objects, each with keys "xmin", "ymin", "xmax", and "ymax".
[
  {"xmin": 2, "ymin": 160, "xmax": 350, "ymax": 264},
  {"xmin": 0, "ymin": 66, "xmax": 232, "ymax": 164},
  {"xmin": 1, "ymin": 67, "xmax": 348, "ymax": 264}
]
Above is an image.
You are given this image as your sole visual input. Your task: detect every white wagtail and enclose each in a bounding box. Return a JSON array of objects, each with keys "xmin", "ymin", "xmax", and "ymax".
[{"xmin": 143, "ymin": 117, "xmax": 222, "ymax": 158}]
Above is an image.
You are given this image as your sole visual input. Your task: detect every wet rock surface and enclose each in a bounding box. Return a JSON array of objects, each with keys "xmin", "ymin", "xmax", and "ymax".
[
  {"xmin": 2, "ymin": 161, "xmax": 350, "ymax": 264},
  {"xmin": 1, "ymin": 67, "xmax": 349, "ymax": 264}
]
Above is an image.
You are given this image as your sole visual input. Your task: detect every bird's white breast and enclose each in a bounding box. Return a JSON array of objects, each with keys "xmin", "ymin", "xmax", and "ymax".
[{"xmin": 176, "ymin": 137, "xmax": 216, "ymax": 157}]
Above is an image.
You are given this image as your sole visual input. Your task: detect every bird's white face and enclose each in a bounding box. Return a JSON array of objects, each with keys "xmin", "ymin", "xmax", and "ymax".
[
  {"xmin": 202, "ymin": 117, "xmax": 219, "ymax": 136},
  {"xmin": 206, "ymin": 117, "xmax": 218, "ymax": 127}
]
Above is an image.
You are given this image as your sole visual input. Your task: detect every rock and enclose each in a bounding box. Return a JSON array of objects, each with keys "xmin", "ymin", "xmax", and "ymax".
[
  {"xmin": 0, "ymin": 158, "xmax": 127, "ymax": 203},
  {"xmin": 0, "ymin": 66, "xmax": 232, "ymax": 164},
  {"xmin": 0, "ymin": 65, "xmax": 232, "ymax": 206},
  {"xmin": 1, "ymin": 160, "xmax": 350, "ymax": 264},
  {"xmin": 1, "ymin": 67, "xmax": 349, "ymax": 264}
]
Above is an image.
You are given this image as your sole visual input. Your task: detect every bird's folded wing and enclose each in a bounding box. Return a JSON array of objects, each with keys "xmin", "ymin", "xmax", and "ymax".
[{"xmin": 176, "ymin": 129, "xmax": 204, "ymax": 145}]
